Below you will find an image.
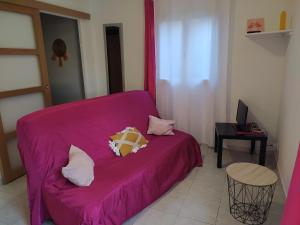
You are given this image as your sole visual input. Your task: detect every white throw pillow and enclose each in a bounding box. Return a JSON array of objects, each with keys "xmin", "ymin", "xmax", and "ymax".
[
  {"xmin": 62, "ymin": 145, "xmax": 94, "ymax": 187},
  {"xmin": 147, "ymin": 115, "xmax": 176, "ymax": 135}
]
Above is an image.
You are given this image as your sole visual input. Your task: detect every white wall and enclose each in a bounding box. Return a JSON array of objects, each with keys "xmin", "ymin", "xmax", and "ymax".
[
  {"xmin": 90, "ymin": 0, "xmax": 145, "ymax": 93},
  {"xmin": 228, "ymin": 0, "xmax": 291, "ymax": 148},
  {"xmin": 277, "ymin": 0, "xmax": 300, "ymax": 194}
]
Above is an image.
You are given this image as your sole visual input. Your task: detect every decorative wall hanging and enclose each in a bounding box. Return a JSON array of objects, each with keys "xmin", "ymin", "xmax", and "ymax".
[
  {"xmin": 51, "ymin": 38, "xmax": 69, "ymax": 67},
  {"xmin": 247, "ymin": 18, "xmax": 265, "ymax": 33}
]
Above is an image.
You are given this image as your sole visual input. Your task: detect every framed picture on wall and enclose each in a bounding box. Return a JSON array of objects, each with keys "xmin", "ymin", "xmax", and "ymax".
[{"xmin": 247, "ymin": 18, "xmax": 265, "ymax": 33}]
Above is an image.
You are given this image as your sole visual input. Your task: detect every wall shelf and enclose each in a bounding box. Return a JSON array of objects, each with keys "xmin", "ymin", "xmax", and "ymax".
[{"xmin": 245, "ymin": 30, "xmax": 292, "ymax": 38}]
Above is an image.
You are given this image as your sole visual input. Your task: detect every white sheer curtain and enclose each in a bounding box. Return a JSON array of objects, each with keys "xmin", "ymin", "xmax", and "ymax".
[{"xmin": 155, "ymin": 0, "xmax": 231, "ymax": 146}]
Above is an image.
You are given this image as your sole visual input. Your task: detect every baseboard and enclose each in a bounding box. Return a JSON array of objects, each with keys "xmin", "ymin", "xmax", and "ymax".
[
  {"xmin": 277, "ymin": 162, "xmax": 288, "ymax": 197},
  {"xmin": 268, "ymin": 144, "xmax": 288, "ymax": 197}
]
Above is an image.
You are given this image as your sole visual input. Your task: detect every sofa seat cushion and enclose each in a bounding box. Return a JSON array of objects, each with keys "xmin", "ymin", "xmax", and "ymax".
[{"xmin": 43, "ymin": 130, "xmax": 201, "ymax": 225}]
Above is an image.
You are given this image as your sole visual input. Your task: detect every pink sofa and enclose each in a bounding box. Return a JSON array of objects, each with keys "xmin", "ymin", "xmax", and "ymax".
[
  {"xmin": 17, "ymin": 91, "xmax": 202, "ymax": 225},
  {"xmin": 280, "ymin": 144, "xmax": 300, "ymax": 225}
]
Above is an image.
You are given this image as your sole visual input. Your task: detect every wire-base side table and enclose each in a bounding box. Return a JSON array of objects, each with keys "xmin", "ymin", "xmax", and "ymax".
[{"xmin": 226, "ymin": 163, "xmax": 278, "ymax": 225}]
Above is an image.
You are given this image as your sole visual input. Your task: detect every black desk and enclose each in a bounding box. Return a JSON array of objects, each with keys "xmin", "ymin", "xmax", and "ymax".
[{"xmin": 215, "ymin": 123, "xmax": 268, "ymax": 168}]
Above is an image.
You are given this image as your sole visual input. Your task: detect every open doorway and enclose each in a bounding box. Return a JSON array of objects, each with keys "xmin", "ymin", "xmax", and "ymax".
[
  {"xmin": 40, "ymin": 13, "xmax": 85, "ymax": 105},
  {"xmin": 104, "ymin": 24, "xmax": 124, "ymax": 94}
]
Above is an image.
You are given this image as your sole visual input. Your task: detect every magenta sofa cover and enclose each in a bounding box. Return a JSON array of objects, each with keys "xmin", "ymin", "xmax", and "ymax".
[
  {"xmin": 280, "ymin": 144, "xmax": 300, "ymax": 225},
  {"xmin": 17, "ymin": 90, "xmax": 202, "ymax": 225}
]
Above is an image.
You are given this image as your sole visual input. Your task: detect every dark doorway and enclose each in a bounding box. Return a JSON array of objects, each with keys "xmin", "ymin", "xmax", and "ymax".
[
  {"xmin": 40, "ymin": 13, "xmax": 85, "ymax": 105},
  {"xmin": 105, "ymin": 25, "xmax": 124, "ymax": 94}
]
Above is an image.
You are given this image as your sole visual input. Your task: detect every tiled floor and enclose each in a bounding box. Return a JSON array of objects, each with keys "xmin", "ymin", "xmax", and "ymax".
[{"xmin": 0, "ymin": 146, "xmax": 286, "ymax": 225}]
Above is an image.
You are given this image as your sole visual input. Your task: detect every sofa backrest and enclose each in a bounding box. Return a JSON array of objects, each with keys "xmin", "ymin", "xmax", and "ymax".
[{"xmin": 17, "ymin": 90, "xmax": 158, "ymax": 171}]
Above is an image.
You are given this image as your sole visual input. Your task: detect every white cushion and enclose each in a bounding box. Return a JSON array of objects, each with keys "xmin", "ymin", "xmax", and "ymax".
[
  {"xmin": 62, "ymin": 145, "xmax": 94, "ymax": 187},
  {"xmin": 147, "ymin": 115, "xmax": 176, "ymax": 135}
]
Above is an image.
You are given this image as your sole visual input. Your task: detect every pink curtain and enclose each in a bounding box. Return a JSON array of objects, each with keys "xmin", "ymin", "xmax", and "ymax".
[
  {"xmin": 281, "ymin": 144, "xmax": 300, "ymax": 225},
  {"xmin": 144, "ymin": 0, "xmax": 156, "ymax": 102}
]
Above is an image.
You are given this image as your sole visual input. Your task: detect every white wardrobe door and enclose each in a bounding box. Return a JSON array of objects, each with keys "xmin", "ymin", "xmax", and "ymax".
[
  {"xmin": 0, "ymin": 10, "xmax": 36, "ymax": 48},
  {"xmin": 0, "ymin": 9, "xmax": 43, "ymax": 133},
  {"xmin": 0, "ymin": 55, "xmax": 41, "ymax": 91},
  {"xmin": 0, "ymin": 93, "xmax": 45, "ymax": 172},
  {"xmin": 0, "ymin": 8, "xmax": 44, "ymax": 174},
  {"xmin": 0, "ymin": 93, "xmax": 45, "ymax": 133}
]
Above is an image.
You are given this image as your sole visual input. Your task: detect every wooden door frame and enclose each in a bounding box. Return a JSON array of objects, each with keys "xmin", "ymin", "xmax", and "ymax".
[{"xmin": 0, "ymin": 0, "xmax": 90, "ymax": 19}]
